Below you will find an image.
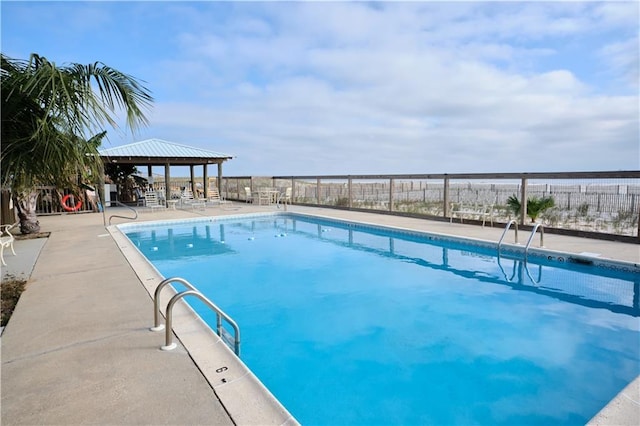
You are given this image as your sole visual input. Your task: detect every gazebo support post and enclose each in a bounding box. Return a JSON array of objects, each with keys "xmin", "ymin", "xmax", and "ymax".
[
  {"xmin": 203, "ymin": 164, "xmax": 209, "ymax": 199},
  {"xmin": 190, "ymin": 165, "xmax": 196, "ymax": 198},
  {"xmin": 217, "ymin": 163, "xmax": 223, "ymax": 193},
  {"xmin": 164, "ymin": 163, "xmax": 171, "ymax": 206}
]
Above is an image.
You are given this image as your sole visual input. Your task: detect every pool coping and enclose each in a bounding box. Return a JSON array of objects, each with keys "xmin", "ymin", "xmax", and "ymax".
[{"xmin": 114, "ymin": 211, "xmax": 640, "ymax": 424}]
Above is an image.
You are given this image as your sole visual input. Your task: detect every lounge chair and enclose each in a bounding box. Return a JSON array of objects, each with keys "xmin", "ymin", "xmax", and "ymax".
[
  {"xmin": 178, "ymin": 188, "xmax": 205, "ymax": 210},
  {"xmin": 0, "ymin": 224, "xmax": 17, "ymax": 266},
  {"xmin": 180, "ymin": 189, "xmax": 195, "ymax": 207},
  {"xmin": 144, "ymin": 192, "xmax": 166, "ymax": 213},
  {"xmin": 207, "ymin": 188, "xmax": 229, "ymax": 207}
]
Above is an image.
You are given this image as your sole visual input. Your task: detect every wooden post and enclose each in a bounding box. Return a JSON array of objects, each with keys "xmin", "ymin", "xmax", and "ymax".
[
  {"xmin": 203, "ymin": 164, "xmax": 209, "ymax": 199},
  {"xmin": 164, "ymin": 163, "xmax": 171, "ymax": 206},
  {"xmin": 217, "ymin": 163, "xmax": 223, "ymax": 193},
  {"xmin": 291, "ymin": 178, "xmax": 295, "ymax": 203},
  {"xmin": 189, "ymin": 165, "xmax": 196, "ymax": 197},
  {"xmin": 443, "ymin": 176, "xmax": 450, "ymax": 218},
  {"xmin": 520, "ymin": 178, "xmax": 528, "ymax": 225},
  {"xmin": 348, "ymin": 177, "xmax": 353, "ymax": 208},
  {"xmin": 389, "ymin": 178, "xmax": 394, "ymax": 212},
  {"xmin": 317, "ymin": 178, "xmax": 321, "ymax": 205}
]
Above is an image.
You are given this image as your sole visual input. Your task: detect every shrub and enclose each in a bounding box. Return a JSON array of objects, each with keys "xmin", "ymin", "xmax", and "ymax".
[{"xmin": 507, "ymin": 195, "xmax": 555, "ymax": 223}]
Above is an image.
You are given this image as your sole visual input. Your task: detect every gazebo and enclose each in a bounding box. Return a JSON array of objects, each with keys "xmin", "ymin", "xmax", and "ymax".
[{"xmin": 99, "ymin": 139, "xmax": 233, "ymax": 205}]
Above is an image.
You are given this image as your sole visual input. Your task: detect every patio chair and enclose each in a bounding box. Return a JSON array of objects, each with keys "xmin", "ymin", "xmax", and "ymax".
[
  {"xmin": 144, "ymin": 192, "xmax": 166, "ymax": 213},
  {"xmin": 207, "ymin": 188, "xmax": 229, "ymax": 207},
  {"xmin": 277, "ymin": 187, "xmax": 292, "ymax": 208},
  {"xmin": 180, "ymin": 189, "xmax": 196, "ymax": 208},
  {"xmin": 0, "ymin": 224, "xmax": 17, "ymax": 266},
  {"xmin": 135, "ymin": 188, "xmax": 146, "ymax": 206},
  {"xmin": 244, "ymin": 187, "xmax": 254, "ymax": 203},
  {"xmin": 257, "ymin": 188, "xmax": 275, "ymax": 205}
]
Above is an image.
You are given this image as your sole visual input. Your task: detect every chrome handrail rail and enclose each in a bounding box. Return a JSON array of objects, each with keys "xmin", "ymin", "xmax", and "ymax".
[
  {"xmin": 151, "ymin": 277, "xmax": 241, "ymax": 356},
  {"xmin": 498, "ymin": 220, "xmax": 518, "ymax": 251},
  {"xmin": 525, "ymin": 223, "xmax": 544, "ymax": 257},
  {"xmin": 108, "ymin": 200, "xmax": 138, "ymax": 225},
  {"xmin": 150, "ymin": 277, "xmax": 198, "ymax": 331},
  {"xmin": 161, "ymin": 290, "xmax": 241, "ymax": 356}
]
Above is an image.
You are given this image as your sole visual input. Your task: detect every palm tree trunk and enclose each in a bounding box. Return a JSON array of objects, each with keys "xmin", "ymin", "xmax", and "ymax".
[{"xmin": 14, "ymin": 191, "xmax": 40, "ymax": 234}]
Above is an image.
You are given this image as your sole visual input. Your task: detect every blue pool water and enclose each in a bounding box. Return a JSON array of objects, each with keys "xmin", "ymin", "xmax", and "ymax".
[{"xmin": 123, "ymin": 214, "xmax": 640, "ymax": 425}]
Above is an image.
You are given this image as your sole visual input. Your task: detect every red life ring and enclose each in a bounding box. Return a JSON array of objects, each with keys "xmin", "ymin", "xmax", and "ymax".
[{"xmin": 61, "ymin": 194, "xmax": 82, "ymax": 212}]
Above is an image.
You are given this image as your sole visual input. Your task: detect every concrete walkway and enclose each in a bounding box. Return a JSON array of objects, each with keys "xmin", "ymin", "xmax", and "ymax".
[
  {"xmin": 1, "ymin": 209, "xmax": 235, "ymax": 425},
  {"xmin": 1, "ymin": 203, "xmax": 638, "ymax": 425}
]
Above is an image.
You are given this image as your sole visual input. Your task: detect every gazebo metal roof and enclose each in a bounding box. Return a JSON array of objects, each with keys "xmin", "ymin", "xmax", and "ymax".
[
  {"xmin": 98, "ymin": 138, "xmax": 233, "ymax": 204},
  {"xmin": 99, "ymin": 138, "xmax": 233, "ymax": 165}
]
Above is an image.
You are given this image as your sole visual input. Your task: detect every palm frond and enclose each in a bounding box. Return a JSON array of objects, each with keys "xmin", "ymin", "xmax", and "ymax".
[{"xmin": 1, "ymin": 53, "xmax": 153, "ymax": 193}]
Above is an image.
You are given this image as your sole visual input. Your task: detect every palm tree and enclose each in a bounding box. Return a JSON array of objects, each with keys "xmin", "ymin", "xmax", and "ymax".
[
  {"xmin": 507, "ymin": 195, "xmax": 555, "ymax": 223},
  {"xmin": 1, "ymin": 53, "xmax": 153, "ymax": 233}
]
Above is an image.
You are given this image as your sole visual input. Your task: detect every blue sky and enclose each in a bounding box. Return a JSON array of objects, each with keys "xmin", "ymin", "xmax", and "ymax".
[{"xmin": 2, "ymin": 1, "xmax": 638, "ymax": 176}]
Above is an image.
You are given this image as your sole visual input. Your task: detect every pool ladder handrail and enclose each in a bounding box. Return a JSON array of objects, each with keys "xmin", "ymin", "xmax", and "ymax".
[
  {"xmin": 151, "ymin": 277, "xmax": 241, "ymax": 356},
  {"xmin": 524, "ymin": 223, "xmax": 544, "ymax": 258},
  {"xmin": 497, "ymin": 220, "xmax": 518, "ymax": 251}
]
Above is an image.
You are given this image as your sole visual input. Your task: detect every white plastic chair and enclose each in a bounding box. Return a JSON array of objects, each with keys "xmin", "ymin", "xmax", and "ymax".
[
  {"xmin": 257, "ymin": 189, "xmax": 272, "ymax": 205},
  {"xmin": 277, "ymin": 187, "xmax": 292, "ymax": 207},
  {"xmin": 207, "ymin": 188, "xmax": 229, "ymax": 207},
  {"xmin": 244, "ymin": 187, "xmax": 253, "ymax": 203},
  {"xmin": 180, "ymin": 189, "xmax": 196, "ymax": 208},
  {"xmin": 0, "ymin": 224, "xmax": 17, "ymax": 266},
  {"xmin": 135, "ymin": 188, "xmax": 146, "ymax": 206},
  {"xmin": 144, "ymin": 192, "xmax": 166, "ymax": 213}
]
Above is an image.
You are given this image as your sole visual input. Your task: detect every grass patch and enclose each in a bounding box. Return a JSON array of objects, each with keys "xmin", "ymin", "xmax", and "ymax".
[{"xmin": 1, "ymin": 275, "xmax": 27, "ymax": 327}]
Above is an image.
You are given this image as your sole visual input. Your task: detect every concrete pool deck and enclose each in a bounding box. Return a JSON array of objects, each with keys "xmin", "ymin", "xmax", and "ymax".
[{"xmin": 1, "ymin": 202, "xmax": 638, "ymax": 425}]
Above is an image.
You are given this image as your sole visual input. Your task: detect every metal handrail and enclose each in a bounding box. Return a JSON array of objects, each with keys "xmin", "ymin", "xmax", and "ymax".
[
  {"xmin": 108, "ymin": 200, "xmax": 138, "ymax": 225},
  {"xmin": 161, "ymin": 290, "xmax": 241, "ymax": 355},
  {"xmin": 525, "ymin": 223, "xmax": 545, "ymax": 257},
  {"xmin": 150, "ymin": 277, "xmax": 199, "ymax": 331},
  {"xmin": 497, "ymin": 220, "xmax": 518, "ymax": 251},
  {"xmin": 151, "ymin": 277, "xmax": 241, "ymax": 355}
]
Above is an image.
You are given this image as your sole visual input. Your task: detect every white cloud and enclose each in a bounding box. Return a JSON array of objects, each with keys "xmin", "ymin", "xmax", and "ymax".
[
  {"xmin": 598, "ymin": 36, "xmax": 640, "ymax": 89},
  {"xmin": 7, "ymin": 1, "xmax": 636, "ymax": 175}
]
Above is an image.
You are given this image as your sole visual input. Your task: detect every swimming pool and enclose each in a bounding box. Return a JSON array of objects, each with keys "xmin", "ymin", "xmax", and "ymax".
[{"xmin": 122, "ymin": 213, "xmax": 640, "ymax": 425}]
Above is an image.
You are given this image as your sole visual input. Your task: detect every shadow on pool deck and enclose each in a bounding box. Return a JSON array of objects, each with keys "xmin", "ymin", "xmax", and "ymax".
[{"xmin": 1, "ymin": 203, "xmax": 638, "ymax": 424}]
